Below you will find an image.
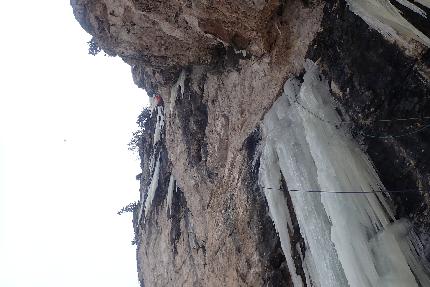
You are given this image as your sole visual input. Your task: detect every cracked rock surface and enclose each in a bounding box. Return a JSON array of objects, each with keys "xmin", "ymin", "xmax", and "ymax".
[{"xmin": 71, "ymin": 0, "xmax": 430, "ymax": 286}]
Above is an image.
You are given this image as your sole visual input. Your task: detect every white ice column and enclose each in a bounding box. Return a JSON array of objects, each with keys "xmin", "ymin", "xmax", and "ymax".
[{"xmin": 259, "ymin": 60, "xmax": 430, "ymax": 287}]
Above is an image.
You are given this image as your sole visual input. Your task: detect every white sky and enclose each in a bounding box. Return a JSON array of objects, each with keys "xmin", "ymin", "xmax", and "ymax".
[{"xmin": 0, "ymin": 1, "xmax": 147, "ymax": 286}]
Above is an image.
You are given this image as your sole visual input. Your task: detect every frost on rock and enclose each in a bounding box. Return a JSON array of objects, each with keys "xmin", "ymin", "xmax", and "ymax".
[
  {"xmin": 346, "ymin": 0, "xmax": 430, "ymax": 47},
  {"xmin": 170, "ymin": 70, "xmax": 186, "ymax": 114},
  {"xmin": 259, "ymin": 60, "xmax": 430, "ymax": 287}
]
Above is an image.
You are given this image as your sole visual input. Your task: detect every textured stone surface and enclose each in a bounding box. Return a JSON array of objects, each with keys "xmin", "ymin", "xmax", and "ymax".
[{"xmin": 71, "ymin": 0, "xmax": 430, "ymax": 286}]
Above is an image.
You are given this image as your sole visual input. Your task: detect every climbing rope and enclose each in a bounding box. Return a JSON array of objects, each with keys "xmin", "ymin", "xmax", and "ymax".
[
  {"xmin": 360, "ymin": 123, "xmax": 430, "ymax": 139},
  {"xmin": 292, "ymin": 96, "xmax": 430, "ymax": 139},
  {"xmin": 261, "ymin": 186, "xmax": 429, "ymax": 194}
]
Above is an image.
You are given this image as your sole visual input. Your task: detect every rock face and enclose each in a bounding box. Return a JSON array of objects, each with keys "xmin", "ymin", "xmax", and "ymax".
[{"xmin": 71, "ymin": 0, "xmax": 430, "ymax": 286}]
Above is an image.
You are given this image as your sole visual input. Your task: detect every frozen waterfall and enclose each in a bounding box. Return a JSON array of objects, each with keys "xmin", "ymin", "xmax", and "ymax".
[
  {"xmin": 259, "ymin": 60, "xmax": 430, "ymax": 287},
  {"xmin": 346, "ymin": 0, "xmax": 430, "ymax": 47}
]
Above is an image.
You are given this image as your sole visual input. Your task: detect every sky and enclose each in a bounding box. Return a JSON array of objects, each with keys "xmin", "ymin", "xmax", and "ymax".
[{"xmin": 0, "ymin": 1, "xmax": 147, "ymax": 286}]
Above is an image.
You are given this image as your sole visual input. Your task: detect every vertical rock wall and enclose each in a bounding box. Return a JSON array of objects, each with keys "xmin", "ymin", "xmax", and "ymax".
[{"xmin": 71, "ymin": 0, "xmax": 430, "ymax": 286}]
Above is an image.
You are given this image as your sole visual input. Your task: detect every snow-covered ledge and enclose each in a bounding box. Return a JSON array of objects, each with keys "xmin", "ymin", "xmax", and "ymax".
[{"xmin": 259, "ymin": 60, "xmax": 430, "ymax": 287}]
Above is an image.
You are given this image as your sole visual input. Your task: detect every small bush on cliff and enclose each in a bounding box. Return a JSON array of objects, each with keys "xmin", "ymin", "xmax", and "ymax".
[
  {"xmin": 87, "ymin": 37, "xmax": 101, "ymax": 56},
  {"xmin": 136, "ymin": 108, "xmax": 152, "ymax": 129},
  {"xmin": 117, "ymin": 201, "xmax": 140, "ymax": 245},
  {"xmin": 117, "ymin": 201, "xmax": 138, "ymax": 215},
  {"xmin": 128, "ymin": 108, "xmax": 152, "ymax": 152},
  {"xmin": 128, "ymin": 130, "xmax": 143, "ymax": 152}
]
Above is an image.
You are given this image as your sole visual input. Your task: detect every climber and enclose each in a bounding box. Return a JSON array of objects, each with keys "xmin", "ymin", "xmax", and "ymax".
[{"xmin": 154, "ymin": 94, "xmax": 164, "ymax": 106}]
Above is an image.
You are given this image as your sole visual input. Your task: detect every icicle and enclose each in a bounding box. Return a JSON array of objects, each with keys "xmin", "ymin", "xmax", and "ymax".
[
  {"xmin": 260, "ymin": 77, "xmax": 348, "ymax": 287},
  {"xmin": 149, "ymin": 96, "xmax": 156, "ymax": 112},
  {"xmin": 144, "ymin": 154, "xmax": 161, "ymax": 218},
  {"xmin": 259, "ymin": 60, "xmax": 430, "ymax": 286},
  {"xmin": 170, "ymin": 70, "xmax": 186, "ymax": 114},
  {"xmin": 346, "ymin": 0, "xmax": 430, "ymax": 47},
  {"xmin": 416, "ymin": 0, "xmax": 430, "ymax": 9},
  {"xmin": 136, "ymin": 153, "xmax": 162, "ymax": 224},
  {"xmin": 136, "ymin": 106, "xmax": 164, "ymax": 224},
  {"xmin": 394, "ymin": 0, "xmax": 427, "ymax": 17},
  {"xmin": 259, "ymin": 142, "xmax": 305, "ymax": 287},
  {"xmin": 149, "ymin": 152, "xmax": 156, "ymax": 174},
  {"xmin": 153, "ymin": 106, "xmax": 165, "ymax": 146},
  {"xmin": 166, "ymin": 175, "xmax": 175, "ymax": 216}
]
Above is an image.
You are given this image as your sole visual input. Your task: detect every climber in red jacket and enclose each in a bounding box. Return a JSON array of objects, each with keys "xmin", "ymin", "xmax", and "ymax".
[{"xmin": 154, "ymin": 95, "xmax": 163, "ymax": 106}]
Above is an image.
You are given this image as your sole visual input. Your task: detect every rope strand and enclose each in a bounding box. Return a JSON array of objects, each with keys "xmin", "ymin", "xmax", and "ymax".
[
  {"xmin": 292, "ymin": 96, "xmax": 430, "ymax": 139},
  {"xmin": 261, "ymin": 186, "xmax": 429, "ymax": 194}
]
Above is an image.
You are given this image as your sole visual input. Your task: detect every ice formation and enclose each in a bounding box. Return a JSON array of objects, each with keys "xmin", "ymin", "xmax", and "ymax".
[
  {"xmin": 153, "ymin": 106, "xmax": 165, "ymax": 146},
  {"xmin": 136, "ymin": 154, "xmax": 161, "ymax": 224},
  {"xmin": 346, "ymin": 0, "xmax": 430, "ymax": 47},
  {"xmin": 259, "ymin": 60, "xmax": 430, "ymax": 287},
  {"xmin": 260, "ymin": 146, "xmax": 306, "ymax": 287},
  {"xmin": 166, "ymin": 175, "xmax": 176, "ymax": 216},
  {"xmin": 416, "ymin": 0, "xmax": 430, "ymax": 9},
  {"xmin": 144, "ymin": 154, "xmax": 161, "ymax": 218},
  {"xmin": 234, "ymin": 48, "xmax": 247, "ymax": 57},
  {"xmin": 137, "ymin": 106, "xmax": 165, "ymax": 224},
  {"xmin": 149, "ymin": 96, "xmax": 156, "ymax": 111},
  {"xmin": 170, "ymin": 70, "xmax": 186, "ymax": 113},
  {"xmin": 395, "ymin": 0, "xmax": 427, "ymax": 17}
]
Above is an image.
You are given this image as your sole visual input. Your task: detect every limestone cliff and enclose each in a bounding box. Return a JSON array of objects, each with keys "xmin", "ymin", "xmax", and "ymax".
[{"xmin": 71, "ymin": 0, "xmax": 430, "ymax": 286}]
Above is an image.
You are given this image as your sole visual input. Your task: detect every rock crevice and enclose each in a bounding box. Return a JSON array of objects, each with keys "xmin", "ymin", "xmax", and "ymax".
[{"xmin": 71, "ymin": 0, "xmax": 430, "ymax": 285}]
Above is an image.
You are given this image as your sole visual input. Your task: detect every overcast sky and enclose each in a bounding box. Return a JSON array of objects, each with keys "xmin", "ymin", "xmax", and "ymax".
[{"xmin": 0, "ymin": 1, "xmax": 147, "ymax": 286}]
